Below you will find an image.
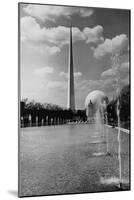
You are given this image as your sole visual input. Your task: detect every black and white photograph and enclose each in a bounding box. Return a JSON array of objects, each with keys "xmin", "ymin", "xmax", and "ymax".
[{"xmin": 18, "ymin": 3, "xmax": 130, "ymax": 197}]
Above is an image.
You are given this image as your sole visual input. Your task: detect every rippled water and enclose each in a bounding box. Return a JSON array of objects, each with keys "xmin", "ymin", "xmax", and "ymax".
[{"xmin": 19, "ymin": 124, "xmax": 130, "ymax": 197}]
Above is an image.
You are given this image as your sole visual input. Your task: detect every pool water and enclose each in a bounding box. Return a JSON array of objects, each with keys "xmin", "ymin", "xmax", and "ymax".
[{"xmin": 19, "ymin": 124, "xmax": 130, "ymax": 197}]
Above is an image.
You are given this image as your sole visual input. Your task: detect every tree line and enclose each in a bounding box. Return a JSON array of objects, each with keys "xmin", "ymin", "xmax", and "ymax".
[
  {"xmin": 107, "ymin": 84, "xmax": 130, "ymax": 129},
  {"xmin": 20, "ymin": 84, "xmax": 130, "ymax": 129},
  {"xmin": 20, "ymin": 100, "xmax": 87, "ymax": 127}
]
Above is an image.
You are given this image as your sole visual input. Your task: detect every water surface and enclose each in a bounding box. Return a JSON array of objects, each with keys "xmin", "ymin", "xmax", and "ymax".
[{"xmin": 19, "ymin": 124, "xmax": 130, "ymax": 197}]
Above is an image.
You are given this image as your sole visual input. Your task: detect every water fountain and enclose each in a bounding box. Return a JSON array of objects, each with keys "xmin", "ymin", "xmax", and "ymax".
[
  {"xmin": 21, "ymin": 116, "xmax": 24, "ymax": 127},
  {"xmin": 41, "ymin": 118, "xmax": 44, "ymax": 126},
  {"xmin": 92, "ymin": 102, "xmax": 108, "ymax": 156},
  {"xmin": 107, "ymin": 49, "xmax": 123, "ymax": 188},
  {"xmin": 51, "ymin": 118, "xmax": 53, "ymax": 126},
  {"xmin": 36, "ymin": 116, "xmax": 38, "ymax": 127},
  {"xmin": 29, "ymin": 114, "xmax": 32, "ymax": 127},
  {"xmin": 85, "ymin": 90, "xmax": 109, "ymax": 157},
  {"xmin": 85, "ymin": 49, "xmax": 125, "ymax": 189},
  {"xmin": 100, "ymin": 51, "xmax": 124, "ymax": 189},
  {"xmin": 112, "ymin": 54, "xmax": 122, "ymax": 189},
  {"xmin": 103, "ymin": 100, "xmax": 111, "ymax": 155},
  {"xmin": 58, "ymin": 117, "xmax": 60, "ymax": 125}
]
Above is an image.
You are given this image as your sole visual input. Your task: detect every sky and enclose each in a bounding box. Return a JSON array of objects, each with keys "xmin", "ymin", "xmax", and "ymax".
[{"xmin": 20, "ymin": 3, "xmax": 130, "ymax": 109}]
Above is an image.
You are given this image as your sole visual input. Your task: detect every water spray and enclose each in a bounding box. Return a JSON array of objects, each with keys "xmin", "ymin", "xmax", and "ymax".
[
  {"xmin": 117, "ymin": 97, "xmax": 122, "ymax": 188},
  {"xmin": 111, "ymin": 50, "xmax": 122, "ymax": 189},
  {"xmin": 103, "ymin": 101, "xmax": 109, "ymax": 154},
  {"xmin": 36, "ymin": 116, "xmax": 38, "ymax": 127},
  {"xmin": 42, "ymin": 118, "xmax": 44, "ymax": 126},
  {"xmin": 29, "ymin": 114, "xmax": 32, "ymax": 127}
]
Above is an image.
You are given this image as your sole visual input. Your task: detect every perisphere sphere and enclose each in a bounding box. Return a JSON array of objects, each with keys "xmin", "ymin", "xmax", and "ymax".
[
  {"xmin": 85, "ymin": 90, "xmax": 108, "ymax": 118},
  {"xmin": 85, "ymin": 90, "xmax": 108, "ymax": 107}
]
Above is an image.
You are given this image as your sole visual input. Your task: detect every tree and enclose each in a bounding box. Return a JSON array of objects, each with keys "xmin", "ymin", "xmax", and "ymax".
[
  {"xmin": 119, "ymin": 84, "xmax": 130, "ymax": 129},
  {"xmin": 107, "ymin": 84, "xmax": 130, "ymax": 129}
]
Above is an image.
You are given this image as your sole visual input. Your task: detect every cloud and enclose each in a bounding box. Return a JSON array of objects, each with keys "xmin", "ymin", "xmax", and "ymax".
[
  {"xmin": 101, "ymin": 61, "xmax": 129, "ymax": 79},
  {"xmin": 74, "ymin": 72, "xmax": 82, "ymax": 78},
  {"xmin": 101, "ymin": 68, "xmax": 116, "ymax": 78},
  {"xmin": 79, "ymin": 79, "xmax": 104, "ymax": 91},
  {"xmin": 34, "ymin": 66, "xmax": 54, "ymax": 77},
  {"xmin": 93, "ymin": 34, "xmax": 129, "ymax": 59},
  {"xmin": 21, "ymin": 16, "xmax": 41, "ymax": 42},
  {"xmin": 48, "ymin": 46, "xmax": 61, "ymax": 54},
  {"xmin": 59, "ymin": 71, "xmax": 67, "ymax": 77},
  {"xmin": 75, "ymin": 69, "xmax": 129, "ymax": 102},
  {"xmin": 79, "ymin": 8, "xmax": 94, "ymax": 17},
  {"xmin": 83, "ymin": 25, "xmax": 104, "ymax": 44},
  {"xmin": 21, "ymin": 16, "xmax": 105, "ymax": 48},
  {"xmin": 26, "ymin": 43, "xmax": 61, "ymax": 55},
  {"xmin": 59, "ymin": 71, "xmax": 82, "ymax": 78},
  {"xmin": 120, "ymin": 62, "xmax": 129, "ymax": 73},
  {"xmin": 46, "ymin": 81, "xmax": 65, "ymax": 89},
  {"xmin": 120, "ymin": 76, "xmax": 129, "ymax": 85},
  {"xmin": 99, "ymin": 61, "xmax": 129, "ymax": 98},
  {"xmin": 118, "ymin": 62, "xmax": 129, "ymax": 79},
  {"xmin": 23, "ymin": 4, "xmax": 93, "ymax": 22},
  {"xmin": 21, "ymin": 16, "xmax": 84, "ymax": 46}
]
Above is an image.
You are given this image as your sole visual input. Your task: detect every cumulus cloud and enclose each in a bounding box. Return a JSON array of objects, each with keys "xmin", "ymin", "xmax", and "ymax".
[
  {"xmin": 73, "ymin": 78, "xmax": 104, "ymax": 93},
  {"xmin": 118, "ymin": 62, "xmax": 129, "ymax": 80},
  {"xmin": 93, "ymin": 34, "xmax": 129, "ymax": 59},
  {"xmin": 21, "ymin": 16, "xmax": 84, "ymax": 46},
  {"xmin": 34, "ymin": 66, "xmax": 54, "ymax": 77},
  {"xmin": 29, "ymin": 43, "xmax": 60, "ymax": 55},
  {"xmin": 120, "ymin": 62, "xmax": 129, "ymax": 73},
  {"xmin": 48, "ymin": 46, "xmax": 61, "ymax": 55},
  {"xmin": 79, "ymin": 8, "xmax": 94, "ymax": 17},
  {"xmin": 74, "ymin": 72, "xmax": 82, "ymax": 78},
  {"xmin": 21, "ymin": 16, "xmax": 41, "ymax": 42},
  {"xmin": 99, "ymin": 61, "xmax": 129, "ymax": 97},
  {"xmin": 46, "ymin": 81, "xmax": 65, "ymax": 89},
  {"xmin": 23, "ymin": 4, "xmax": 93, "ymax": 22},
  {"xmin": 59, "ymin": 71, "xmax": 82, "ymax": 78},
  {"xmin": 83, "ymin": 25, "xmax": 104, "ymax": 44},
  {"xmin": 59, "ymin": 71, "xmax": 67, "ymax": 77},
  {"xmin": 120, "ymin": 76, "xmax": 129, "ymax": 86},
  {"xmin": 21, "ymin": 16, "xmax": 105, "ymax": 48},
  {"xmin": 101, "ymin": 61, "xmax": 129, "ymax": 79},
  {"xmin": 101, "ymin": 68, "xmax": 116, "ymax": 78},
  {"xmin": 76, "ymin": 67, "xmax": 129, "ymax": 100}
]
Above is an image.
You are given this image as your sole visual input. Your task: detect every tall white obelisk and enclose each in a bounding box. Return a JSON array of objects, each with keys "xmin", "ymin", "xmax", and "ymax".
[{"xmin": 67, "ymin": 25, "xmax": 75, "ymax": 110}]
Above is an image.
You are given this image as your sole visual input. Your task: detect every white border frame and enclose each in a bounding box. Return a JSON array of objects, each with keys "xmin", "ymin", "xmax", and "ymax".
[{"xmin": 0, "ymin": 0, "xmax": 133, "ymax": 199}]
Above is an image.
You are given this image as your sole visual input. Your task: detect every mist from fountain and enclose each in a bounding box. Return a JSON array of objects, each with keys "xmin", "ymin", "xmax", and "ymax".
[
  {"xmin": 29, "ymin": 114, "xmax": 32, "ymax": 127},
  {"xmin": 92, "ymin": 102, "xmax": 107, "ymax": 156},
  {"xmin": 42, "ymin": 118, "xmax": 44, "ymax": 126},
  {"xmin": 36, "ymin": 116, "xmax": 38, "ymax": 127},
  {"xmin": 103, "ymin": 100, "xmax": 110, "ymax": 154},
  {"xmin": 111, "ymin": 52, "xmax": 122, "ymax": 188},
  {"xmin": 100, "ymin": 51, "xmax": 124, "ymax": 189}
]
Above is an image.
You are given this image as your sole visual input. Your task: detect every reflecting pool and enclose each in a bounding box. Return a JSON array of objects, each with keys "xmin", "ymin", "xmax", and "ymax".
[{"xmin": 19, "ymin": 124, "xmax": 130, "ymax": 197}]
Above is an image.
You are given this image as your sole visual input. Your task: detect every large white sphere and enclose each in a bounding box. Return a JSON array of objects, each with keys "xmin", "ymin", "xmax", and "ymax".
[
  {"xmin": 85, "ymin": 90, "xmax": 108, "ymax": 118},
  {"xmin": 85, "ymin": 90, "xmax": 107, "ymax": 107}
]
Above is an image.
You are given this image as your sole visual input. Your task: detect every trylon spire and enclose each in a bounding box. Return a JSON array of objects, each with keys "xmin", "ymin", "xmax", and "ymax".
[{"xmin": 67, "ymin": 25, "xmax": 75, "ymax": 110}]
